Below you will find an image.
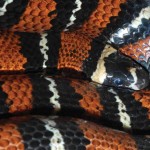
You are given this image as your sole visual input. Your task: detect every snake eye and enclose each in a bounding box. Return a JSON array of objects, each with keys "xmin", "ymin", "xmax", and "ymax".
[{"xmin": 114, "ymin": 78, "xmax": 123, "ymax": 86}]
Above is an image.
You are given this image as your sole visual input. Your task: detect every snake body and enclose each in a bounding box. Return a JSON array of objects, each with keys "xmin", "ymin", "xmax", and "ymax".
[
  {"xmin": 0, "ymin": 74, "xmax": 149, "ymax": 131},
  {"xmin": 0, "ymin": 0, "xmax": 149, "ymax": 149},
  {"xmin": 0, "ymin": 116, "xmax": 149, "ymax": 150}
]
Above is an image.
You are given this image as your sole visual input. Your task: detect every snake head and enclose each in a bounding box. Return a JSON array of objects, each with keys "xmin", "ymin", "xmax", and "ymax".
[{"xmin": 91, "ymin": 45, "xmax": 149, "ymax": 90}]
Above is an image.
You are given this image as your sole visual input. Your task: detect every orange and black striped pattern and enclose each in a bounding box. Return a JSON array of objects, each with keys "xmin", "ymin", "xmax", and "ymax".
[
  {"xmin": 0, "ymin": 74, "xmax": 149, "ymax": 130},
  {"xmin": 0, "ymin": 0, "xmax": 149, "ymax": 90},
  {"xmin": 0, "ymin": 0, "xmax": 149, "ymax": 149},
  {"xmin": 0, "ymin": 116, "xmax": 149, "ymax": 150}
]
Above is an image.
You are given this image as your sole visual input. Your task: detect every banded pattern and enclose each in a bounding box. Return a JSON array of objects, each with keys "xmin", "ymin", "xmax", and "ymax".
[
  {"xmin": 0, "ymin": 0, "xmax": 29, "ymax": 29},
  {"xmin": 109, "ymin": 4, "xmax": 150, "ymax": 46},
  {"xmin": 74, "ymin": 0, "xmax": 127, "ymax": 38},
  {"xmin": 0, "ymin": 0, "xmax": 149, "ymax": 89},
  {"xmin": 0, "ymin": 75, "xmax": 149, "ymax": 130},
  {"xmin": 0, "ymin": 31, "xmax": 148, "ymax": 90},
  {"xmin": 0, "ymin": 116, "xmax": 149, "ymax": 150},
  {"xmin": 0, "ymin": 0, "xmax": 98, "ymax": 32},
  {"xmin": 0, "ymin": 0, "xmax": 126, "ymax": 35},
  {"xmin": 0, "ymin": 0, "xmax": 149, "ymax": 149},
  {"xmin": 0, "ymin": 0, "xmax": 148, "ymax": 41},
  {"xmin": 105, "ymin": 0, "xmax": 150, "ymax": 70}
]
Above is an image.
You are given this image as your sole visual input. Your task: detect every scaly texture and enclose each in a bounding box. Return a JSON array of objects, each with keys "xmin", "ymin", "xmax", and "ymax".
[
  {"xmin": 0, "ymin": 116, "xmax": 149, "ymax": 150},
  {"xmin": 0, "ymin": 0, "xmax": 149, "ymax": 149},
  {"xmin": 0, "ymin": 31, "xmax": 148, "ymax": 90},
  {"xmin": 0, "ymin": 75, "xmax": 149, "ymax": 130},
  {"xmin": 120, "ymin": 36, "xmax": 150, "ymax": 72}
]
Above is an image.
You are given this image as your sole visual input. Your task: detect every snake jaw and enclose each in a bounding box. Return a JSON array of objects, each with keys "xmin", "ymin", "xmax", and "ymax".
[
  {"xmin": 104, "ymin": 62, "xmax": 149, "ymax": 90},
  {"xmin": 91, "ymin": 45, "xmax": 149, "ymax": 90}
]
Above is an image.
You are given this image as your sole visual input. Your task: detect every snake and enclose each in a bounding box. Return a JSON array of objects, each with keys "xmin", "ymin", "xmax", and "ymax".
[{"xmin": 0, "ymin": 0, "xmax": 149, "ymax": 149}]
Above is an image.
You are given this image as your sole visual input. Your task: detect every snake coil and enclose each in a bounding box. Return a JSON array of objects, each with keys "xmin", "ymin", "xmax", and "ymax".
[{"xmin": 0, "ymin": 0, "xmax": 149, "ymax": 149}]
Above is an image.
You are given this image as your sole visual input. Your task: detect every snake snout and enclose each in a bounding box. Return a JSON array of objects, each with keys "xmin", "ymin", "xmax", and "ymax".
[
  {"xmin": 102, "ymin": 66, "xmax": 149, "ymax": 90},
  {"xmin": 132, "ymin": 68, "xmax": 149, "ymax": 90},
  {"xmin": 97, "ymin": 51, "xmax": 150, "ymax": 90}
]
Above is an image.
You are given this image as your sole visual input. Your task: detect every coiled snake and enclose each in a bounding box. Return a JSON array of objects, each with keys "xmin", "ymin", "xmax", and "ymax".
[{"xmin": 0, "ymin": 0, "xmax": 149, "ymax": 149}]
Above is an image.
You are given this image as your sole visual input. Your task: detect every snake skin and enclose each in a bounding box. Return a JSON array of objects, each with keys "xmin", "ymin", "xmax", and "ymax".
[
  {"xmin": 0, "ymin": 0, "xmax": 149, "ymax": 149},
  {"xmin": 0, "ymin": 31, "xmax": 148, "ymax": 90},
  {"xmin": 0, "ymin": 116, "xmax": 149, "ymax": 150},
  {"xmin": 0, "ymin": 74, "xmax": 149, "ymax": 130}
]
